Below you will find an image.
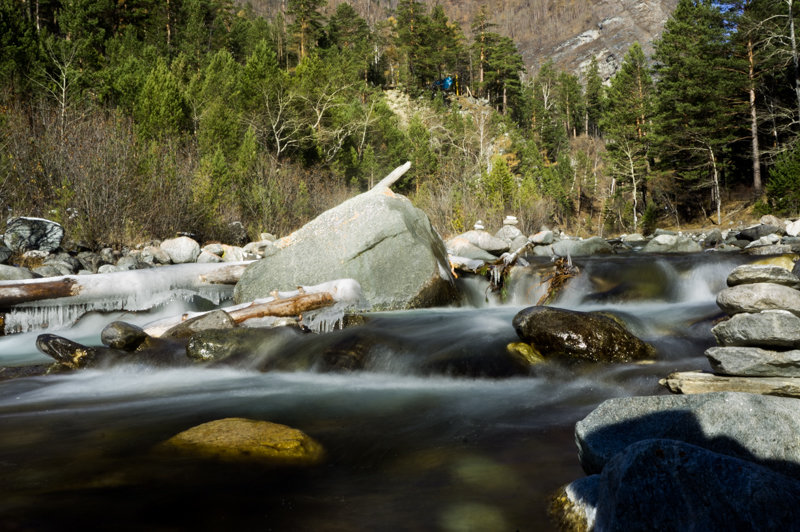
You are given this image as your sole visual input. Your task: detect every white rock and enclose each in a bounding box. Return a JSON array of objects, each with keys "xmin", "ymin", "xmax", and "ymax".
[{"xmin": 160, "ymin": 236, "xmax": 201, "ymax": 264}]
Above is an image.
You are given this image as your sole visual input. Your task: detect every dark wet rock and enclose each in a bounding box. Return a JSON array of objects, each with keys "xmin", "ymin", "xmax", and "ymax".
[
  {"xmin": 3, "ymin": 217, "xmax": 64, "ymax": 253},
  {"xmin": 0, "ymin": 363, "xmax": 53, "ymax": 381},
  {"xmin": 737, "ymin": 223, "xmax": 783, "ymax": 241},
  {"xmin": 36, "ymin": 334, "xmax": 102, "ymax": 369},
  {"xmin": 554, "ymin": 439, "xmax": 800, "ymax": 532},
  {"xmin": 574, "ymin": 392, "xmax": 800, "ymax": 478},
  {"xmin": 512, "ymin": 306, "xmax": 654, "ymax": 363},
  {"xmin": 726, "ymin": 264, "xmax": 800, "ymax": 289},
  {"xmin": 234, "ymin": 188, "xmax": 457, "ymax": 310},
  {"xmin": 158, "ymin": 417, "xmax": 325, "ymax": 466},
  {"xmin": 101, "ymin": 321, "xmax": 149, "ymax": 351},
  {"xmin": 76, "ymin": 251, "xmax": 108, "ymax": 273},
  {"xmin": 702, "ymin": 228, "xmax": 723, "ymax": 247},
  {"xmin": 712, "ymin": 310, "xmax": 800, "ymax": 348},
  {"xmin": 551, "ymin": 237, "xmax": 612, "ymax": 256},
  {"xmin": 0, "ymin": 245, "xmax": 11, "ymax": 264},
  {"xmin": 419, "ymin": 346, "xmax": 531, "ymax": 378},
  {"xmin": 161, "ymin": 310, "xmax": 236, "ymax": 339},
  {"xmin": 186, "ymin": 326, "xmax": 302, "ymax": 365},
  {"xmin": 717, "ymin": 283, "xmax": 800, "ymax": 316},
  {"xmin": 706, "ymin": 346, "xmax": 800, "ymax": 377}
]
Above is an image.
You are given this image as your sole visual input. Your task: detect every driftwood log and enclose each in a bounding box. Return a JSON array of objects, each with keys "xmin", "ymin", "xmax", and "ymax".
[
  {"xmin": 227, "ymin": 292, "xmax": 335, "ymax": 323},
  {"xmin": 660, "ymin": 370, "xmax": 800, "ymax": 398}
]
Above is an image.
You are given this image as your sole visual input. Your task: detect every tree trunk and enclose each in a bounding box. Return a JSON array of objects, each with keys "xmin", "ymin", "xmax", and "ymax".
[
  {"xmin": 748, "ymin": 36, "xmax": 763, "ymax": 195},
  {"xmin": 710, "ymin": 147, "xmax": 721, "ymax": 225},
  {"xmin": 627, "ymin": 150, "xmax": 638, "ymax": 231},
  {"xmin": 790, "ymin": 0, "xmax": 800, "ymax": 123}
]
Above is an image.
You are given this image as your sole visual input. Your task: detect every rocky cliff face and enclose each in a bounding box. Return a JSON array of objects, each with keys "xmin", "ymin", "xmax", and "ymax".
[{"xmin": 244, "ymin": 0, "xmax": 678, "ymax": 79}]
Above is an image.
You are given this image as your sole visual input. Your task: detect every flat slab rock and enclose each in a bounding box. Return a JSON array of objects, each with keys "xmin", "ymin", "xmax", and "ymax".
[
  {"xmin": 575, "ymin": 391, "xmax": 800, "ymax": 478},
  {"xmin": 716, "ymin": 283, "xmax": 800, "ymax": 316},
  {"xmin": 706, "ymin": 346, "xmax": 800, "ymax": 377},
  {"xmin": 712, "ymin": 310, "xmax": 800, "ymax": 348},
  {"xmin": 661, "ymin": 370, "xmax": 800, "ymax": 398},
  {"xmin": 554, "ymin": 439, "xmax": 800, "ymax": 532},
  {"xmin": 726, "ymin": 264, "xmax": 800, "ymax": 289}
]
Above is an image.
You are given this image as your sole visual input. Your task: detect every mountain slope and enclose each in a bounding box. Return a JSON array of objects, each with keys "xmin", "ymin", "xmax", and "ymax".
[{"xmin": 241, "ymin": 0, "xmax": 678, "ymax": 78}]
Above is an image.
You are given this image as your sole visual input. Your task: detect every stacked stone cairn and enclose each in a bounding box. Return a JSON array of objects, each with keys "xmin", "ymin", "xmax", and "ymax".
[{"xmin": 661, "ymin": 262, "xmax": 800, "ymax": 397}]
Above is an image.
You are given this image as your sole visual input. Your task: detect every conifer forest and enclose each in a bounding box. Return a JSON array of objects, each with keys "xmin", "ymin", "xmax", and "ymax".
[{"xmin": 1, "ymin": 0, "xmax": 799, "ymax": 245}]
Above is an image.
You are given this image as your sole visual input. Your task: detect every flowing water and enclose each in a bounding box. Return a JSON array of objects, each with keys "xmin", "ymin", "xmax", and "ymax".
[{"xmin": 0, "ymin": 253, "xmax": 759, "ymax": 531}]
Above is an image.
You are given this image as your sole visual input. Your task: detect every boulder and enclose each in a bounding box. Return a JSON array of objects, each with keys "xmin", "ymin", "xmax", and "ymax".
[
  {"xmin": 446, "ymin": 237, "xmax": 497, "ymax": 261},
  {"xmin": 140, "ymin": 245, "xmax": 171, "ymax": 265},
  {"xmin": 551, "ymin": 236, "xmax": 613, "ymax": 256},
  {"xmin": 726, "ymin": 264, "xmax": 800, "ymax": 289},
  {"xmin": 641, "ymin": 234, "xmax": 702, "ymax": 253},
  {"xmin": 574, "ymin": 392, "xmax": 800, "ymax": 478},
  {"xmin": 738, "ymin": 223, "xmax": 784, "ymax": 241},
  {"xmin": 233, "ymin": 189, "xmax": 456, "ymax": 310},
  {"xmin": 716, "ymin": 283, "xmax": 800, "ymax": 316},
  {"xmin": 530, "ymin": 230, "xmax": 554, "ymax": 245},
  {"xmin": 744, "ymin": 234, "xmax": 782, "ymax": 248},
  {"xmin": 0, "ymin": 264, "xmax": 35, "ymax": 281},
  {"xmin": 0, "ymin": 245, "xmax": 12, "ymax": 264},
  {"xmin": 495, "ymin": 224, "xmax": 523, "ymax": 243},
  {"xmin": 220, "ymin": 244, "xmax": 250, "ymax": 262},
  {"xmin": 160, "ymin": 236, "xmax": 200, "ymax": 264},
  {"xmin": 761, "ymin": 214, "xmax": 785, "ymax": 227},
  {"xmin": 455, "ymin": 230, "xmax": 510, "ymax": 255},
  {"xmin": 161, "ymin": 310, "xmax": 236, "ymax": 339},
  {"xmin": 31, "ymin": 265, "xmax": 62, "ymax": 277},
  {"xmin": 158, "ymin": 417, "xmax": 325, "ymax": 466},
  {"xmin": 101, "ymin": 321, "xmax": 149, "ymax": 351},
  {"xmin": 3, "ymin": 217, "xmax": 64, "ymax": 253},
  {"xmin": 712, "ymin": 310, "xmax": 800, "ymax": 348},
  {"xmin": 702, "ymin": 228, "xmax": 723, "ymax": 247},
  {"xmin": 745, "ymin": 243, "xmax": 794, "ymax": 255},
  {"xmin": 196, "ymin": 250, "xmax": 223, "ymax": 263},
  {"xmin": 554, "ymin": 439, "xmax": 800, "ymax": 532},
  {"xmin": 706, "ymin": 346, "xmax": 800, "ymax": 377},
  {"xmin": 786, "ymin": 218, "xmax": 800, "ymax": 237},
  {"xmin": 512, "ymin": 306, "xmax": 655, "ymax": 363}
]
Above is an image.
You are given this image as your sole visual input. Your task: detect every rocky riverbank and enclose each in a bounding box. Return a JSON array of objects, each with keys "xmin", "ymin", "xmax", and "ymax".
[{"xmin": 553, "ymin": 260, "xmax": 800, "ymax": 530}]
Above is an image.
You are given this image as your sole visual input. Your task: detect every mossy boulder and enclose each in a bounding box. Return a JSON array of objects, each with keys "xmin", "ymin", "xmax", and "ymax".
[
  {"xmin": 159, "ymin": 417, "xmax": 325, "ymax": 466},
  {"xmin": 512, "ymin": 306, "xmax": 655, "ymax": 363}
]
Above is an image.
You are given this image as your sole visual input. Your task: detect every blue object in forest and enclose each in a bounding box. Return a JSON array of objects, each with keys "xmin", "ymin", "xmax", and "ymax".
[{"xmin": 434, "ymin": 76, "xmax": 453, "ymax": 91}]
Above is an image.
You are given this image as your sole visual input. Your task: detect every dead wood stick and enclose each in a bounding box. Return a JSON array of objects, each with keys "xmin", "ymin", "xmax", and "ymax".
[
  {"xmin": 370, "ymin": 161, "xmax": 411, "ymax": 192},
  {"xmin": 227, "ymin": 292, "xmax": 335, "ymax": 323},
  {"xmin": 197, "ymin": 263, "xmax": 250, "ymax": 284},
  {"xmin": 0, "ymin": 278, "xmax": 80, "ymax": 308}
]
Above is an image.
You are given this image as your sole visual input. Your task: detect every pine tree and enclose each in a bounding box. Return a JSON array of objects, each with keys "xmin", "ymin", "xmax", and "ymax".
[
  {"xmin": 602, "ymin": 43, "xmax": 654, "ymax": 232},
  {"xmin": 652, "ymin": 0, "xmax": 742, "ymax": 224},
  {"xmin": 584, "ymin": 56, "xmax": 604, "ymax": 137},
  {"xmin": 287, "ymin": 0, "xmax": 326, "ymax": 62}
]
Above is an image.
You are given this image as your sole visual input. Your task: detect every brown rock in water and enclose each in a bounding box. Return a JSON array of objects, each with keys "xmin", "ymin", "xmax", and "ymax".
[
  {"xmin": 161, "ymin": 309, "xmax": 236, "ymax": 339},
  {"xmin": 512, "ymin": 306, "xmax": 654, "ymax": 363},
  {"xmin": 159, "ymin": 417, "xmax": 325, "ymax": 466},
  {"xmin": 101, "ymin": 321, "xmax": 149, "ymax": 351}
]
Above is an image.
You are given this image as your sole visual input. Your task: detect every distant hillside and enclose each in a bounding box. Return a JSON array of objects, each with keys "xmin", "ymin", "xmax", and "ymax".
[{"xmin": 239, "ymin": 0, "xmax": 679, "ymax": 79}]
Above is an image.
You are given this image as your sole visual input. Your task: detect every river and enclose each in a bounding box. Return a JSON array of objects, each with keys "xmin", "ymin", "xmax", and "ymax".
[{"xmin": 0, "ymin": 252, "xmax": 757, "ymax": 530}]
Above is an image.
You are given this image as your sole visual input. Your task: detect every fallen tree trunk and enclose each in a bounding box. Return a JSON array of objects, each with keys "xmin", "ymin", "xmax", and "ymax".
[
  {"xmin": 0, "ymin": 261, "xmax": 253, "ymax": 311},
  {"xmin": 227, "ymin": 292, "xmax": 335, "ymax": 323},
  {"xmin": 660, "ymin": 370, "xmax": 800, "ymax": 398}
]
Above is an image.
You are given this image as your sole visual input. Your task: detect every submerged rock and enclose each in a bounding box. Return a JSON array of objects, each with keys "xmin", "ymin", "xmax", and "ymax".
[
  {"xmin": 159, "ymin": 417, "xmax": 325, "ymax": 466},
  {"xmin": 574, "ymin": 392, "xmax": 800, "ymax": 478},
  {"xmin": 161, "ymin": 309, "xmax": 236, "ymax": 339},
  {"xmin": 185, "ymin": 326, "xmax": 303, "ymax": 365},
  {"xmin": 36, "ymin": 334, "xmax": 101, "ymax": 369},
  {"xmin": 512, "ymin": 306, "xmax": 654, "ymax": 363},
  {"xmin": 234, "ymin": 188, "xmax": 456, "ymax": 310},
  {"xmin": 554, "ymin": 439, "xmax": 800, "ymax": 532}
]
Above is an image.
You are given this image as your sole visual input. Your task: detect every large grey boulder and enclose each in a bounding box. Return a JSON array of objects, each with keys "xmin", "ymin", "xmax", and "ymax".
[
  {"xmin": 706, "ymin": 346, "xmax": 800, "ymax": 377},
  {"xmin": 160, "ymin": 236, "xmax": 200, "ymax": 264},
  {"xmin": 512, "ymin": 306, "xmax": 654, "ymax": 363},
  {"xmin": 641, "ymin": 233, "xmax": 702, "ymax": 253},
  {"xmin": 717, "ymin": 282, "xmax": 800, "ymax": 316},
  {"xmin": 234, "ymin": 189, "xmax": 456, "ymax": 310},
  {"xmin": 3, "ymin": 217, "xmax": 64, "ymax": 253},
  {"xmin": 575, "ymin": 392, "xmax": 800, "ymax": 478},
  {"xmin": 555, "ymin": 439, "xmax": 800, "ymax": 532},
  {"xmin": 738, "ymin": 223, "xmax": 783, "ymax": 241},
  {"xmin": 712, "ymin": 310, "xmax": 800, "ymax": 348},
  {"xmin": 726, "ymin": 264, "xmax": 800, "ymax": 289},
  {"xmin": 551, "ymin": 236, "xmax": 613, "ymax": 256}
]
